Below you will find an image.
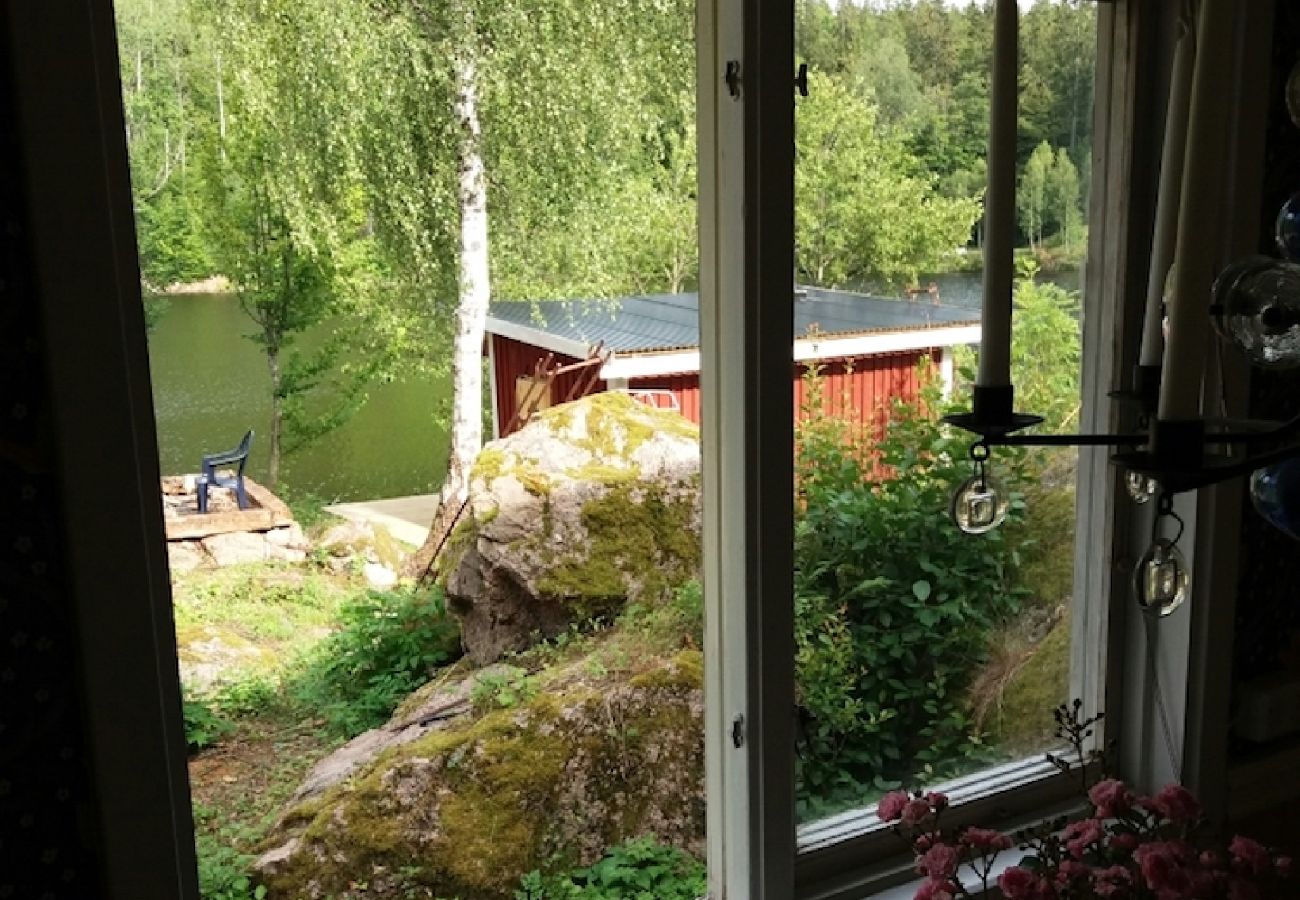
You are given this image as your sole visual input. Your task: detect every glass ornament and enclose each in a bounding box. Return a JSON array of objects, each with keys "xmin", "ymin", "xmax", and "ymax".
[
  {"xmin": 1277, "ymin": 192, "xmax": 1300, "ymax": 261},
  {"xmin": 950, "ymin": 472, "xmax": 1009, "ymax": 534},
  {"xmin": 1125, "ymin": 471, "xmax": 1159, "ymax": 505},
  {"xmin": 1287, "ymin": 60, "xmax": 1300, "ymax": 128},
  {"xmin": 1212, "ymin": 255, "xmax": 1300, "ymax": 369},
  {"xmin": 1250, "ymin": 457, "xmax": 1300, "ymax": 542},
  {"xmin": 1134, "ymin": 538, "xmax": 1190, "ymax": 617}
]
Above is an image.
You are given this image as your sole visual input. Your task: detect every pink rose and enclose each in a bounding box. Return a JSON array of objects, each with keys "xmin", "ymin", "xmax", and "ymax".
[
  {"xmin": 925, "ymin": 791, "xmax": 950, "ymax": 812},
  {"xmin": 1109, "ymin": 832, "xmax": 1139, "ymax": 852},
  {"xmin": 1089, "ymin": 778, "xmax": 1133, "ymax": 818},
  {"xmin": 913, "ymin": 834, "xmax": 934, "ymax": 853},
  {"xmin": 917, "ymin": 843, "xmax": 960, "ymax": 879},
  {"xmin": 878, "ymin": 790, "xmax": 909, "ymax": 822},
  {"xmin": 1150, "ymin": 783, "xmax": 1201, "ymax": 824},
  {"xmin": 913, "ymin": 877, "xmax": 955, "ymax": 900},
  {"xmin": 1135, "ymin": 842, "xmax": 1193, "ymax": 896},
  {"xmin": 961, "ymin": 827, "xmax": 1013, "ymax": 853},
  {"xmin": 1061, "ymin": 818, "xmax": 1103, "ymax": 859},
  {"xmin": 1091, "ymin": 864, "xmax": 1133, "ymax": 897},
  {"xmin": 902, "ymin": 798, "xmax": 933, "ymax": 827},
  {"xmin": 1055, "ymin": 859, "xmax": 1090, "ymax": 887},
  {"xmin": 998, "ymin": 866, "xmax": 1046, "ymax": 900},
  {"xmin": 1229, "ymin": 835, "xmax": 1271, "ymax": 875}
]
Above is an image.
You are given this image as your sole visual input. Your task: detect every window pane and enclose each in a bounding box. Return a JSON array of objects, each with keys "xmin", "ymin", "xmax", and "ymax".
[{"xmin": 793, "ymin": 0, "xmax": 1095, "ymax": 826}]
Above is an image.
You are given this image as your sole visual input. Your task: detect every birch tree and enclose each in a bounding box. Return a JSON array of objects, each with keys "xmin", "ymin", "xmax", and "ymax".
[{"xmin": 211, "ymin": 0, "xmax": 694, "ymax": 572}]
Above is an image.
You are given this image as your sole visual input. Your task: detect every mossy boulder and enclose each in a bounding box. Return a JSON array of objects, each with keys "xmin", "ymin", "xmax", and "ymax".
[
  {"xmin": 444, "ymin": 392, "xmax": 701, "ymax": 664},
  {"xmin": 254, "ymin": 650, "xmax": 705, "ymax": 900},
  {"xmin": 983, "ymin": 613, "xmax": 1071, "ymax": 753}
]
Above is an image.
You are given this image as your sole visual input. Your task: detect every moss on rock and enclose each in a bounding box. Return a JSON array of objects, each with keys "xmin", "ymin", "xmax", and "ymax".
[
  {"xmin": 257, "ymin": 651, "xmax": 705, "ymax": 900},
  {"xmin": 443, "ymin": 392, "xmax": 702, "ymax": 664},
  {"xmin": 537, "ymin": 481, "xmax": 700, "ymax": 607},
  {"xmin": 985, "ymin": 614, "xmax": 1070, "ymax": 753}
]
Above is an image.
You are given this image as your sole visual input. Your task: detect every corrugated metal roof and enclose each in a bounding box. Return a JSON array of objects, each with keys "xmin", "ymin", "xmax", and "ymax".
[{"xmin": 487, "ymin": 288, "xmax": 979, "ymax": 354}]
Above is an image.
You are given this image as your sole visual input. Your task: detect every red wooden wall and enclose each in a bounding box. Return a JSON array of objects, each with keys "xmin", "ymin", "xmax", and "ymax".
[
  {"xmin": 490, "ymin": 334, "xmax": 939, "ymax": 437},
  {"xmin": 490, "ymin": 335, "xmax": 607, "ymax": 435}
]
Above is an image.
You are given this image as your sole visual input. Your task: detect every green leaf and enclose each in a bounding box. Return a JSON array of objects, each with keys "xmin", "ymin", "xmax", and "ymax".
[{"xmin": 911, "ymin": 580, "xmax": 931, "ymax": 602}]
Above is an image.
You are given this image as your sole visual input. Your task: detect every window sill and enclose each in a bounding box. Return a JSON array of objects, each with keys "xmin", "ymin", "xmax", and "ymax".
[{"xmin": 796, "ymin": 756, "xmax": 1085, "ymax": 900}]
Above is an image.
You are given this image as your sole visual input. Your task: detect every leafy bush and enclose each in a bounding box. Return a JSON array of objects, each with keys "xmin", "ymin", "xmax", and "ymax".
[
  {"xmin": 183, "ymin": 693, "xmax": 233, "ymax": 755},
  {"xmin": 195, "ymin": 834, "xmax": 266, "ymax": 900},
  {"xmin": 290, "ymin": 585, "xmax": 461, "ymax": 737},
  {"xmin": 516, "ymin": 837, "xmax": 706, "ymax": 900},
  {"xmin": 469, "ymin": 665, "xmax": 540, "ymax": 712},
  {"xmin": 794, "ymin": 370, "xmax": 1028, "ymax": 813}
]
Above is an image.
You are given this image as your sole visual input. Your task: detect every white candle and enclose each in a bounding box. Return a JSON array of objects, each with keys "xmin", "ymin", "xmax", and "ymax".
[
  {"xmin": 1159, "ymin": 0, "xmax": 1234, "ymax": 420},
  {"xmin": 977, "ymin": 0, "xmax": 1018, "ymax": 389},
  {"xmin": 1140, "ymin": 21, "xmax": 1194, "ymax": 369}
]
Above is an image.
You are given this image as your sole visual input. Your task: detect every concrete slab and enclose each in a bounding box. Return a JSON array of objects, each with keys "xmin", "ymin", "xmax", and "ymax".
[{"xmin": 324, "ymin": 494, "xmax": 439, "ymax": 547}]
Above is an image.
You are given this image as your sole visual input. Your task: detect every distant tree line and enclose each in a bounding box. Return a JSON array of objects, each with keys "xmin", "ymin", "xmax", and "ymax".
[{"xmin": 114, "ymin": 0, "xmax": 1094, "ymax": 502}]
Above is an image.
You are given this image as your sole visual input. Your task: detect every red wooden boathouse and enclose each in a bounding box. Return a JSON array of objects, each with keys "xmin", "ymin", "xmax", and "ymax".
[{"xmin": 484, "ymin": 287, "xmax": 981, "ymax": 438}]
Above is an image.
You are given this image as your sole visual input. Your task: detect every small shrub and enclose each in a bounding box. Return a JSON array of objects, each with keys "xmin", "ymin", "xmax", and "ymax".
[
  {"xmin": 195, "ymin": 834, "xmax": 266, "ymax": 900},
  {"xmin": 516, "ymin": 837, "xmax": 706, "ymax": 900},
  {"xmin": 470, "ymin": 665, "xmax": 540, "ymax": 712},
  {"xmin": 794, "ymin": 368, "xmax": 1028, "ymax": 813},
  {"xmin": 212, "ymin": 673, "xmax": 283, "ymax": 718},
  {"xmin": 276, "ymin": 485, "xmax": 340, "ymax": 530},
  {"xmin": 183, "ymin": 693, "xmax": 233, "ymax": 755},
  {"xmin": 290, "ymin": 585, "xmax": 461, "ymax": 736}
]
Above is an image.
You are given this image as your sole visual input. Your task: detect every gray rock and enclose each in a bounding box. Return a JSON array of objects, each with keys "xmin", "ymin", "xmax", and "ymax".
[
  {"xmin": 255, "ymin": 652, "xmax": 704, "ymax": 900},
  {"xmin": 167, "ymin": 540, "xmax": 208, "ymax": 573},
  {"xmin": 442, "ymin": 392, "xmax": 701, "ymax": 664},
  {"xmin": 265, "ymin": 523, "xmax": 309, "ymax": 550},
  {"xmin": 280, "ymin": 665, "xmax": 505, "ymax": 809},
  {"xmin": 363, "ymin": 562, "xmax": 397, "ymax": 588},
  {"xmin": 201, "ymin": 531, "xmax": 269, "ymax": 566}
]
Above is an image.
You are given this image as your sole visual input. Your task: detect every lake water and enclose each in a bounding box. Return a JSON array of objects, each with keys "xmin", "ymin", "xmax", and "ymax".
[
  {"xmin": 147, "ymin": 294, "xmax": 450, "ymax": 502},
  {"xmin": 145, "ymin": 269, "xmax": 1080, "ymax": 501}
]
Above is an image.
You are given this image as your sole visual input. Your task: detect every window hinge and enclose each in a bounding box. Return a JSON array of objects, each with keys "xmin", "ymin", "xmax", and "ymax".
[
  {"xmin": 732, "ymin": 714, "xmax": 745, "ymax": 748},
  {"xmin": 724, "ymin": 60, "xmax": 742, "ymax": 99},
  {"xmin": 795, "ymin": 62, "xmax": 809, "ymax": 97}
]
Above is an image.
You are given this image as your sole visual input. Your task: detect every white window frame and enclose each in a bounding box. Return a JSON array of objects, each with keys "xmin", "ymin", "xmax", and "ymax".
[
  {"xmin": 698, "ymin": 1, "xmax": 1276, "ymax": 897},
  {"xmin": 13, "ymin": 0, "xmax": 1277, "ymax": 898}
]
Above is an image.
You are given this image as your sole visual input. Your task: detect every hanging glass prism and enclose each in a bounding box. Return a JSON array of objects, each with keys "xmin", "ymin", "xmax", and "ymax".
[
  {"xmin": 1213, "ymin": 255, "xmax": 1300, "ymax": 369},
  {"xmin": 1250, "ymin": 456, "xmax": 1300, "ymax": 542},
  {"xmin": 1134, "ymin": 538, "xmax": 1190, "ymax": 617},
  {"xmin": 950, "ymin": 472, "xmax": 1009, "ymax": 534}
]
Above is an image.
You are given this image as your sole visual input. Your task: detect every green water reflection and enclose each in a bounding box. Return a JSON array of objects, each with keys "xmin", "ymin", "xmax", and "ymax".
[{"xmin": 147, "ymin": 294, "xmax": 450, "ymax": 502}]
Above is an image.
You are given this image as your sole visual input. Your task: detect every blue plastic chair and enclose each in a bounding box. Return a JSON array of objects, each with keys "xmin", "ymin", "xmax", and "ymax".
[{"xmin": 197, "ymin": 430, "xmax": 254, "ymax": 513}]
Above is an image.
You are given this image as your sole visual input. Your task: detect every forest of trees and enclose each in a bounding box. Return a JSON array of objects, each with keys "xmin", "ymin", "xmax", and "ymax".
[{"xmin": 116, "ymin": 0, "xmax": 1095, "ymax": 505}]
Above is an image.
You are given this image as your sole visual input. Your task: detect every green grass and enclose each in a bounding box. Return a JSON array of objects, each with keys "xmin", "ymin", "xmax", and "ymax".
[{"xmin": 173, "ymin": 563, "xmax": 362, "ymax": 688}]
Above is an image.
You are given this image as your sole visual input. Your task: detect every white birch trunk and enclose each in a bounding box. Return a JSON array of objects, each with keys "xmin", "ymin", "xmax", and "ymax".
[
  {"xmin": 409, "ymin": 23, "xmax": 491, "ymax": 580},
  {"xmin": 446, "ymin": 41, "xmax": 490, "ymax": 509}
]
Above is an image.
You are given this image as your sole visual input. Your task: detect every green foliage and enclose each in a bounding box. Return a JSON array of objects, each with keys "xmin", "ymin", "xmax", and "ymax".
[
  {"xmin": 183, "ymin": 693, "xmax": 234, "ymax": 754},
  {"xmin": 793, "ymin": 370, "xmax": 1029, "ymax": 814},
  {"xmin": 516, "ymin": 837, "xmax": 706, "ymax": 900},
  {"xmin": 469, "ymin": 665, "xmax": 541, "ymax": 713},
  {"xmin": 290, "ymin": 586, "xmax": 462, "ymax": 737},
  {"xmin": 274, "ymin": 485, "xmax": 340, "ymax": 530},
  {"xmin": 952, "ymin": 263, "xmax": 1082, "ymax": 435},
  {"xmin": 1018, "ymin": 140, "xmax": 1055, "ymax": 249},
  {"xmin": 795, "ymin": 72, "xmax": 980, "ymax": 289},
  {"xmin": 1009, "ymin": 260, "xmax": 1082, "ymax": 433},
  {"xmin": 195, "ymin": 833, "xmax": 266, "ymax": 900}
]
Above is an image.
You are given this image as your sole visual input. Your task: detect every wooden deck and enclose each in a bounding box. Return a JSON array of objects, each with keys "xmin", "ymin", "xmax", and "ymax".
[{"xmin": 324, "ymin": 494, "xmax": 439, "ymax": 547}]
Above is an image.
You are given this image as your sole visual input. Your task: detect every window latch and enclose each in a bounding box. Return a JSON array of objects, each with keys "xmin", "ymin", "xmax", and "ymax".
[
  {"xmin": 732, "ymin": 714, "xmax": 745, "ymax": 748},
  {"xmin": 724, "ymin": 60, "xmax": 742, "ymax": 99},
  {"xmin": 795, "ymin": 62, "xmax": 809, "ymax": 97}
]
